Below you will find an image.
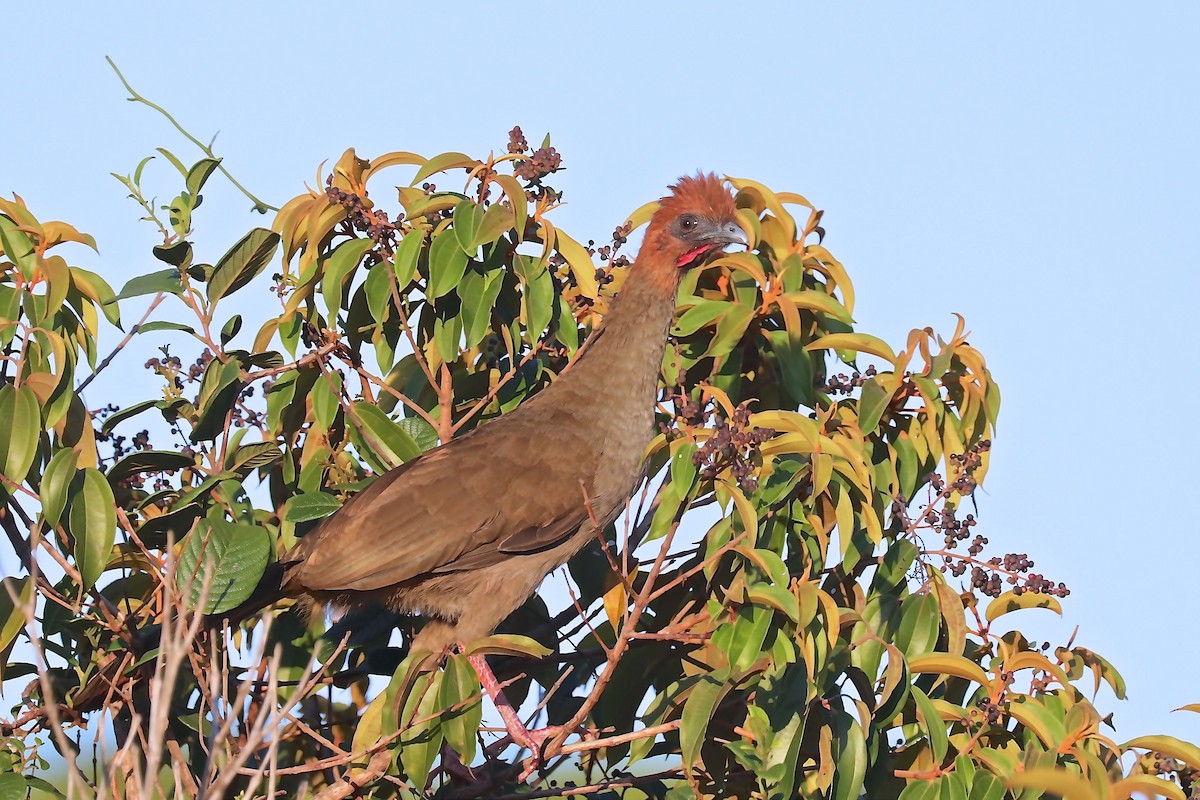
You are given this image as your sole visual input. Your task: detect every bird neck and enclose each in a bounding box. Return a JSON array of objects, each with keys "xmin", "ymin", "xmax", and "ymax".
[{"xmin": 565, "ymin": 259, "xmax": 681, "ymax": 398}]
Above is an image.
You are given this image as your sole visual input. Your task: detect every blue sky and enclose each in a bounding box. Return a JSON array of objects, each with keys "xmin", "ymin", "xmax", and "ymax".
[{"xmin": 4, "ymin": 3, "xmax": 1198, "ymax": 744}]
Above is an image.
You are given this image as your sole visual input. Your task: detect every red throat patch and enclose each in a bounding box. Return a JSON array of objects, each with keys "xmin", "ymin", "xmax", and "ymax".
[{"xmin": 675, "ymin": 243, "xmax": 722, "ymax": 269}]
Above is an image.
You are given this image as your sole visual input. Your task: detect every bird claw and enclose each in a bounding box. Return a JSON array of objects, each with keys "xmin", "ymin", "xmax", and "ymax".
[{"xmin": 466, "ymin": 651, "xmax": 578, "ymax": 781}]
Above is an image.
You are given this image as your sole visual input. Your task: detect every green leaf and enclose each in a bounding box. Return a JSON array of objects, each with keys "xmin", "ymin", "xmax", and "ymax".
[
  {"xmin": 311, "ymin": 371, "xmax": 343, "ymax": 432},
  {"xmin": 0, "ymin": 385, "xmax": 39, "ymax": 485},
  {"xmin": 831, "ymin": 710, "xmax": 868, "ymax": 800},
  {"xmin": 220, "ymin": 314, "xmax": 242, "ymax": 345},
  {"xmin": 857, "ymin": 376, "xmax": 893, "ymax": 434},
  {"xmin": 283, "ymin": 492, "xmax": 344, "ymax": 523},
  {"xmin": 352, "ymin": 402, "xmax": 422, "ymax": 467},
  {"xmin": 0, "ymin": 773, "xmax": 29, "ymax": 800},
  {"xmin": 911, "ymin": 685, "xmax": 948, "ymax": 764},
  {"xmin": 0, "ymin": 215, "xmax": 36, "ymax": 278},
  {"xmin": 681, "ymin": 668, "xmax": 732, "ymax": 771},
  {"xmin": 427, "ymin": 231, "xmax": 468, "ymax": 299},
  {"xmin": 433, "ymin": 308, "xmax": 463, "ymax": 363},
  {"xmin": 0, "ymin": 577, "xmax": 33, "ymax": 655},
  {"xmin": 364, "ymin": 263, "xmax": 393, "ymax": 321},
  {"xmin": 439, "ymin": 653, "xmax": 483, "ymax": 763},
  {"xmin": 107, "ymin": 450, "xmax": 195, "ymax": 485},
  {"xmin": 452, "ymin": 200, "xmax": 484, "ymax": 256},
  {"xmin": 397, "ymin": 416, "xmax": 438, "ymax": 452},
  {"xmin": 392, "ymin": 230, "xmax": 424, "ymax": 287},
  {"xmin": 398, "ymin": 669, "xmax": 445, "ymax": 787},
  {"xmin": 152, "ymin": 240, "xmax": 193, "ymax": 268},
  {"xmin": 191, "ymin": 358, "xmax": 242, "ymax": 442},
  {"xmin": 322, "ymin": 238, "xmax": 373, "ymax": 319},
  {"xmin": 70, "ymin": 267, "xmax": 122, "ymax": 328},
  {"xmin": 137, "ymin": 320, "xmax": 195, "ymax": 336},
  {"xmin": 186, "ymin": 157, "xmax": 221, "ymax": 197},
  {"xmin": 112, "ymin": 269, "xmax": 183, "ymax": 301},
  {"xmin": 705, "ymin": 303, "xmax": 755, "ymax": 358},
  {"xmin": 69, "ymin": 468, "xmax": 117, "ymax": 590},
  {"xmin": 206, "ymin": 228, "xmax": 280, "ymax": 302},
  {"xmin": 227, "ymin": 441, "xmax": 282, "ymax": 473},
  {"xmin": 673, "ymin": 299, "xmax": 729, "ymax": 337},
  {"xmin": 459, "ymin": 267, "xmax": 504, "ymax": 348},
  {"xmin": 176, "ymin": 518, "xmax": 271, "ymax": 614},
  {"xmin": 39, "ymin": 448, "xmax": 78, "ymax": 528},
  {"xmin": 896, "ymin": 591, "xmax": 940, "ymax": 659},
  {"xmin": 967, "ymin": 772, "xmax": 1005, "ymax": 800},
  {"xmin": 514, "ymin": 255, "xmax": 553, "ymax": 340},
  {"xmin": 99, "ymin": 399, "xmax": 160, "ymax": 435},
  {"xmin": 726, "ymin": 603, "xmax": 772, "ymax": 672},
  {"xmin": 474, "ymin": 202, "xmax": 514, "ymax": 248},
  {"xmin": 465, "ymin": 634, "xmax": 552, "ymax": 658}
]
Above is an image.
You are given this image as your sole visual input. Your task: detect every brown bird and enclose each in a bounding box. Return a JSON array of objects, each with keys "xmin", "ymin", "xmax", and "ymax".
[{"xmin": 247, "ymin": 174, "xmax": 742, "ymax": 753}]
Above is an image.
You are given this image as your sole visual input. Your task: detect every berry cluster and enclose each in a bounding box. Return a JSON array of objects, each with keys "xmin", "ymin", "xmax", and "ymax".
[
  {"xmin": 823, "ymin": 364, "xmax": 877, "ymax": 396},
  {"xmin": 508, "ymin": 125, "xmax": 563, "ymax": 193},
  {"xmin": 93, "ymin": 401, "xmax": 155, "ymax": 477},
  {"xmin": 325, "ymin": 177, "xmax": 402, "ymax": 265},
  {"xmin": 144, "ymin": 353, "xmax": 185, "ymax": 391},
  {"xmin": 975, "ymin": 696, "xmax": 1004, "ymax": 725},
  {"xmin": 690, "ymin": 403, "xmax": 775, "ymax": 494},
  {"xmin": 661, "ymin": 379, "xmax": 707, "ymax": 429},
  {"xmin": 898, "ymin": 437, "xmax": 1070, "ymax": 599}
]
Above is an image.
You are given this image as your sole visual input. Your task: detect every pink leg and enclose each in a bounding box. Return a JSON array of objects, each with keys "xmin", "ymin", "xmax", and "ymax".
[{"xmin": 467, "ymin": 653, "xmax": 562, "ymax": 772}]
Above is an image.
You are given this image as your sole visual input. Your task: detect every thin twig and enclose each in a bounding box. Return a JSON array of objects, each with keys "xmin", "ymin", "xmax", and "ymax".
[
  {"xmin": 106, "ymin": 57, "xmax": 276, "ymax": 213},
  {"xmin": 78, "ymin": 292, "xmax": 167, "ymax": 391}
]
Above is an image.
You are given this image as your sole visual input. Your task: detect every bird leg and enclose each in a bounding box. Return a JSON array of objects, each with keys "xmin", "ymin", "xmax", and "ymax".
[{"xmin": 467, "ymin": 653, "xmax": 562, "ymax": 775}]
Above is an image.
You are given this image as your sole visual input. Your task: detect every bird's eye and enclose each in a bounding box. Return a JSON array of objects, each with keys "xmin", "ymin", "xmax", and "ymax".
[{"xmin": 679, "ymin": 215, "xmax": 698, "ymax": 230}]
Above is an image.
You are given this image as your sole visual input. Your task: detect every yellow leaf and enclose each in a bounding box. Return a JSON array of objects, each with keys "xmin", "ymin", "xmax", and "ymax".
[
  {"xmin": 805, "ymin": 332, "xmax": 897, "ymax": 366},
  {"xmin": 775, "ymin": 191, "xmax": 815, "ymax": 210},
  {"xmin": 1006, "ymin": 768, "xmax": 1094, "ymax": 800},
  {"xmin": 1122, "ymin": 735, "xmax": 1200, "ymax": 771},
  {"xmin": 1110, "ymin": 775, "xmax": 1186, "ymax": 800},
  {"xmin": 706, "ymin": 251, "xmax": 768, "ymax": 289},
  {"xmin": 625, "ymin": 200, "xmax": 660, "ymax": 230},
  {"xmin": 492, "ymin": 174, "xmax": 528, "ymax": 239},
  {"xmin": 929, "ymin": 573, "xmax": 967, "ymax": 657},
  {"xmin": 553, "ymin": 228, "xmax": 600, "ymax": 300},
  {"xmin": 410, "ymin": 151, "xmax": 478, "ymax": 186},
  {"xmin": 364, "ymin": 150, "xmax": 425, "ymax": 181},
  {"xmin": 1007, "ymin": 696, "xmax": 1062, "ymax": 748},
  {"xmin": 41, "ymin": 221, "xmax": 98, "ymax": 252},
  {"xmin": 1006, "ymin": 651, "xmax": 1072, "ymax": 691},
  {"xmin": 727, "ymin": 177, "xmax": 796, "ymax": 243},
  {"xmin": 602, "ymin": 580, "xmax": 626, "ymax": 632},
  {"xmin": 907, "ymin": 653, "xmax": 990, "ymax": 688},
  {"xmin": 804, "ymin": 245, "xmax": 855, "ymax": 315},
  {"xmin": 723, "ymin": 480, "xmax": 758, "ymax": 535},
  {"xmin": 816, "ymin": 589, "xmax": 839, "ymax": 649},
  {"xmin": 985, "ymin": 590, "xmax": 1063, "ymax": 623},
  {"xmin": 778, "ymin": 289, "xmax": 853, "ymax": 324}
]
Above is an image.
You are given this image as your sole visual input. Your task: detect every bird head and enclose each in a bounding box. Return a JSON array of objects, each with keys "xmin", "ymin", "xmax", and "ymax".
[{"xmin": 643, "ymin": 174, "xmax": 746, "ymax": 272}]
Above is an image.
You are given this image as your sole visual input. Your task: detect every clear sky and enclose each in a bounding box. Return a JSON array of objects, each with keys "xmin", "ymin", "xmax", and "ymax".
[{"xmin": 3, "ymin": 2, "xmax": 1198, "ymax": 744}]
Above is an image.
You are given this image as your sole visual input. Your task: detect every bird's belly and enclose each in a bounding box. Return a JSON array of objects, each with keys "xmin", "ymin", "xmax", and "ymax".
[{"xmin": 372, "ymin": 526, "xmax": 592, "ymax": 650}]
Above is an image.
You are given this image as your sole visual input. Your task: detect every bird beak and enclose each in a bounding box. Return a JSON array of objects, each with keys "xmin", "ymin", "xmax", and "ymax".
[
  {"xmin": 704, "ymin": 223, "xmax": 748, "ymax": 248},
  {"xmin": 674, "ymin": 223, "xmax": 750, "ymax": 268}
]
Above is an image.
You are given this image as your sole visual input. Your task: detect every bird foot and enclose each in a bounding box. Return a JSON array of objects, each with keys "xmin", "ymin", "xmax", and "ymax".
[{"xmin": 466, "ymin": 653, "xmax": 567, "ymax": 780}]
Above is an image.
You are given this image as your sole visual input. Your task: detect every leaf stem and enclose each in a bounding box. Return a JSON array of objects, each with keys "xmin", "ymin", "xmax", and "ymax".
[{"xmin": 105, "ymin": 56, "xmax": 278, "ymax": 214}]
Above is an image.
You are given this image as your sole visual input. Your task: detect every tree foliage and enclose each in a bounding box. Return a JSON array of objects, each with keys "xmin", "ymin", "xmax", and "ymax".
[{"xmin": 1, "ymin": 117, "xmax": 1197, "ymax": 799}]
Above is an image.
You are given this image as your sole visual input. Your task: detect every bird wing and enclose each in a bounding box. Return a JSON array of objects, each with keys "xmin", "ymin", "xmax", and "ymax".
[{"xmin": 285, "ymin": 413, "xmax": 591, "ymax": 593}]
